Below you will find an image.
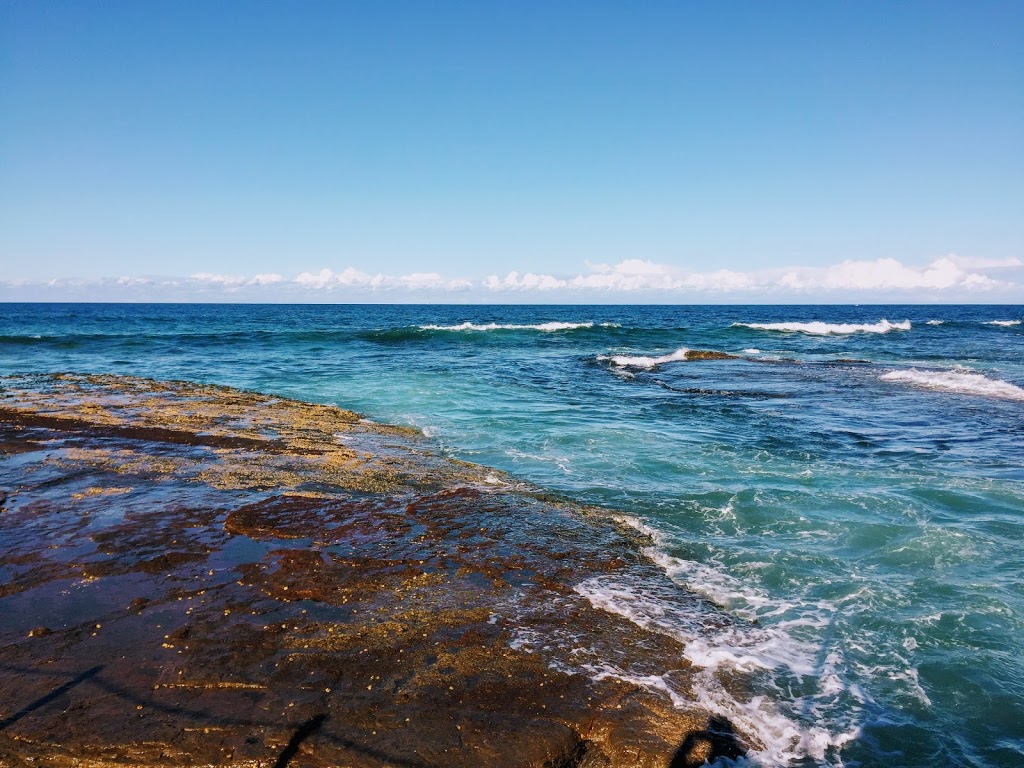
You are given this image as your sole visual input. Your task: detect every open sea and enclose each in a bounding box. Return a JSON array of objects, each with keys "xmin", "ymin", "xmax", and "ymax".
[{"xmin": 1, "ymin": 302, "xmax": 1022, "ymax": 767}]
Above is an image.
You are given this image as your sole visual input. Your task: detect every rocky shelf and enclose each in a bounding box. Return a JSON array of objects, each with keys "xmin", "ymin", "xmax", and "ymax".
[{"xmin": 0, "ymin": 374, "xmax": 749, "ymax": 767}]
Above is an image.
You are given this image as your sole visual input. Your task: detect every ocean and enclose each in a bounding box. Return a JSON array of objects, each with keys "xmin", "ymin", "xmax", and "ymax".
[{"xmin": 1, "ymin": 302, "xmax": 1022, "ymax": 767}]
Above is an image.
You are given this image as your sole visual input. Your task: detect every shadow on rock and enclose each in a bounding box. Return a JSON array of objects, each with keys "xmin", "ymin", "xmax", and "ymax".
[
  {"xmin": 669, "ymin": 715, "xmax": 746, "ymax": 767},
  {"xmin": 0, "ymin": 665, "xmax": 104, "ymax": 730},
  {"xmin": 274, "ymin": 713, "xmax": 329, "ymax": 768}
]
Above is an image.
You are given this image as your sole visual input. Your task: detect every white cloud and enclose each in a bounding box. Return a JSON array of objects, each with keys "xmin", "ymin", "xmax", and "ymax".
[
  {"xmin": 3, "ymin": 253, "xmax": 1019, "ymax": 300},
  {"xmin": 294, "ymin": 267, "xmax": 470, "ymax": 291},
  {"xmin": 774, "ymin": 256, "xmax": 1005, "ymax": 292},
  {"xmin": 191, "ymin": 272, "xmax": 284, "ymax": 288},
  {"xmin": 397, "ymin": 272, "xmax": 473, "ymax": 290},
  {"xmin": 483, "ymin": 260, "xmax": 758, "ymax": 292},
  {"xmin": 250, "ymin": 273, "xmax": 285, "ymax": 285},
  {"xmin": 483, "ymin": 255, "xmax": 1014, "ymax": 295},
  {"xmin": 191, "ymin": 272, "xmax": 244, "ymax": 286},
  {"xmin": 946, "ymin": 255, "xmax": 1022, "ymax": 270},
  {"xmin": 484, "ymin": 271, "xmax": 568, "ymax": 291},
  {"xmin": 294, "ymin": 267, "xmax": 389, "ymax": 289}
]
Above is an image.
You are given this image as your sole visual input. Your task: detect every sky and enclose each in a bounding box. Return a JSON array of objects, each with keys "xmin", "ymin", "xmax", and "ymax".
[{"xmin": 1, "ymin": 1, "xmax": 1022, "ymax": 303}]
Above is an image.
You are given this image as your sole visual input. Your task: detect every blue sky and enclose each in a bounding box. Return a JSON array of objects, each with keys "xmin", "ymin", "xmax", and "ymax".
[{"xmin": 1, "ymin": 1, "xmax": 1021, "ymax": 302}]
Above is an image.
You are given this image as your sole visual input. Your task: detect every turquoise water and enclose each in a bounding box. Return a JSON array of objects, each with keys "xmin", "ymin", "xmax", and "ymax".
[{"xmin": 2, "ymin": 303, "xmax": 1022, "ymax": 767}]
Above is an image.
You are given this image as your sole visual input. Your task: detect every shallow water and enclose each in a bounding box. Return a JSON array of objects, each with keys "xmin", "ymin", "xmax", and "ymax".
[{"xmin": 2, "ymin": 303, "xmax": 1022, "ymax": 767}]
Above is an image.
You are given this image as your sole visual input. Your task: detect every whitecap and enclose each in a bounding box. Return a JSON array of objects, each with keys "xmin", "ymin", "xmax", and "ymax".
[
  {"xmin": 925, "ymin": 320, "xmax": 944, "ymax": 326},
  {"xmin": 599, "ymin": 347, "xmax": 690, "ymax": 369},
  {"xmin": 733, "ymin": 319, "xmax": 911, "ymax": 335},
  {"xmin": 420, "ymin": 321, "xmax": 612, "ymax": 332},
  {"xmin": 984, "ymin": 320, "xmax": 1021, "ymax": 327},
  {"xmin": 881, "ymin": 368, "xmax": 1024, "ymax": 401}
]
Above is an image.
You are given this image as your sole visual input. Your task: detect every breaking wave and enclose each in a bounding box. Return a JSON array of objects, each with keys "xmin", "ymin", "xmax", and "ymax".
[
  {"xmin": 598, "ymin": 347, "xmax": 692, "ymax": 369},
  {"xmin": 733, "ymin": 319, "xmax": 911, "ymax": 335},
  {"xmin": 419, "ymin": 321, "xmax": 617, "ymax": 332},
  {"xmin": 984, "ymin": 320, "xmax": 1021, "ymax": 327},
  {"xmin": 881, "ymin": 368, "xmax": 1024, "ymax": 401},
  {"xmin": 574, "ymin": 515, "xmax": 863, "ymax": 766}
]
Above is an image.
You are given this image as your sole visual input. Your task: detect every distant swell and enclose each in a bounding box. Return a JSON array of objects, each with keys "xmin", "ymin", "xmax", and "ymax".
[
  {"xmin": 0, "ymin": 334, "xmax": 48, "ymax": 344},
  {"xmin": 733, "ymin": 319, "xmax": 911, "ymax": 335},
  {"xmin": 881, "ymin": 368, "xmax": 1024, "ymax": 401},
  {"xmin": 419, "ymin": 321, "xmax": 617, "ymax": 332}
]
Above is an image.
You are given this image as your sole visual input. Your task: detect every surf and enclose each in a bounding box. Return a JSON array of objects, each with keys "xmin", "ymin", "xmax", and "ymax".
[
  {"xmin": 881, "ymin": 367, "xmax": 1024, "ymax": 401},
  {"xmin": 732, "ymin": 319, "xmax": 911, "ymax": 335},
  {"xmin": 419, "ymin": 321, "xmax": 618, "ymax": 332}
]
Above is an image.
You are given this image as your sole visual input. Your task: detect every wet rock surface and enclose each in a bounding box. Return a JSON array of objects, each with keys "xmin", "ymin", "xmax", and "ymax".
[{"xmin": 0, "ymin": 374, "xmax": 746, "ymax": 767}]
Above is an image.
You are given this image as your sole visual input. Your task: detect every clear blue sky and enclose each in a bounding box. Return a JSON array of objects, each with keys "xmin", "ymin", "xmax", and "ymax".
[{"xmin": 2, "ymin": 1, "xmax": 1021, "ymax": 301}]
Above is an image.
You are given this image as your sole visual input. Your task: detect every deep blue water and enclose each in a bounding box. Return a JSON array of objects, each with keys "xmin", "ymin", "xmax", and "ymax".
[{"xmin": 2, "ymin": 303, "xmax": 1023, "ymax": 767}]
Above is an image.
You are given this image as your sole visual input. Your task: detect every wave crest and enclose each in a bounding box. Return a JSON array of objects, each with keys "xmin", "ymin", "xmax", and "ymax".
[
  {"xmin": 419, "ymin": 321, "xmax": 616, "ymax": 332},
  {"xmin": 881, "ymin": 368, "xmax": 1024, "ymax": 401},
  {"xmin": 599, "ymin": 347, "xmax": 740, "ymax": 369},
  {"xmin": 600, "ymin": 347, "xmax": 691, "ymax": 369},
  {"xmin": 733, "ymin": 319, "xmax": 911, "ymax": 335}
]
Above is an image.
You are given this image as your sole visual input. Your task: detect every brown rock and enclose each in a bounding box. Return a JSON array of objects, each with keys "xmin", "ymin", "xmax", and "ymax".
[{"xmin": 0, "ymin": 374, "xmax": 752, "ymax": 767}]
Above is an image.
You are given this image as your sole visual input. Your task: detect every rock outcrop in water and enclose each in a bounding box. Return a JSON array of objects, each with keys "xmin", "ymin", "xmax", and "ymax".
[{"xmin": 0, "ymin": 374, "xmax": 749, "ymax": 767}]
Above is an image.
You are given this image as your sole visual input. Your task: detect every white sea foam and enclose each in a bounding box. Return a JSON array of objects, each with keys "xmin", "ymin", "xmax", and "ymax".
[
  {"xmin": 984, "ymin": 319, "xmax": 1021, "ymax": 327},
  {"xmin": 581, "ymin": 663, "xmax": 691, "ymax": 708},
  {"xmin": 733, "ymin": 319, "xmax": 911, "ymax": 335},
  {"xmin": 743, "ymin": 348, "xmax": 761, "ymax": 354},
  {"xmin": 881, "ymin": 368, "xmax": 1024, "ymax": 401},
  {"xmin": 599, "ymin": 347, "xmax": 690, "ymax": 369},
  {"xmin": 580, "ymin": 514, "xmax": 866, "ymax": 766},
  {"xmin": 574, "ymin": 567, "xmax": 859, "ymax": 766},
  {"xmin": 925, "ymin": 320, "xmax": 944, "ymax": 326},
  {"xmin": 504, "ymin": 448, "xmax": 572, "ymax": 474},
  {"xmin": 420, "ymin": 321, "xmax": 617, "ymax": 332},
  {"xmin": 613, "ymin": 513, "xmax": 665, "ymax": 541}
]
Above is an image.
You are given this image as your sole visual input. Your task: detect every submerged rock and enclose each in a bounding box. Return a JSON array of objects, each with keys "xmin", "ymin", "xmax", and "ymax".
[
  {"xmin": 682, "ymin": 350, "xmax": 738, "ymax": 361},
  {"xmin": 0, "ymin": 374, "xmax": 749, "ymax": 767}
]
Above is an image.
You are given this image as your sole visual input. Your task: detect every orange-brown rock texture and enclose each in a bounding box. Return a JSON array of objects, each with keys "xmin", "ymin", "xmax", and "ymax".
[{"xmin": 0, "ymin": 374, "xmax": 750, "ymax": 767}]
